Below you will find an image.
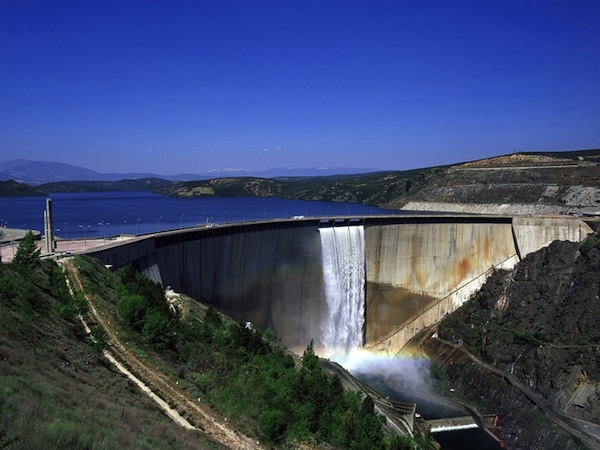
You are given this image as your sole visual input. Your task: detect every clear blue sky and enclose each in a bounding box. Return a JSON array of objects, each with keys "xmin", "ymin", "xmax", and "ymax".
[{"xmin": 1, "ymin": 1, "xmax": 599, "ymax": 174}]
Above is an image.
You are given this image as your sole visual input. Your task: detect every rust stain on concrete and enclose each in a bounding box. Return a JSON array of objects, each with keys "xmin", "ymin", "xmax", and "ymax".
[
  {"xmin": 365, "ymin": 281, "xmax": 438, "ymax": 344},
  {"xmin": 455, "ymin": 257, "xmax": 472, "ymax": 283}
]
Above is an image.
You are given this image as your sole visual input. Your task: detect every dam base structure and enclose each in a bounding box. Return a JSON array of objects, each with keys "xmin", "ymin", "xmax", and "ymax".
[{"xmin": 84, "ymin": 215, "xmax": 595, "ymax": 355}]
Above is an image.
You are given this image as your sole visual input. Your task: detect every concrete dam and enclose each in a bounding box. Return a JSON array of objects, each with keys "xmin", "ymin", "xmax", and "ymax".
[{"xmin": 85, "ymin": 215, "xmax": 594, "ymax": 355}]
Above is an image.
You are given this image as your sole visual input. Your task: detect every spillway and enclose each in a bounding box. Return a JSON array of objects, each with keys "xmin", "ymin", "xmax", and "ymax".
[{"xmin": 318, "ymin": 225, "xmax": 365, "ymax": 357}]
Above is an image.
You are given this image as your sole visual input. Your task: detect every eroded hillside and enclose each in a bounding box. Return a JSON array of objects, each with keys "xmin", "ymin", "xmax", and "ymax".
[
  {"xmin": 394, "ymin": 152, "xmax": 600, "ymax": 214},
  {"xmin": 425, "ymin": 233, "xmax": 600, "ymax": 449}
]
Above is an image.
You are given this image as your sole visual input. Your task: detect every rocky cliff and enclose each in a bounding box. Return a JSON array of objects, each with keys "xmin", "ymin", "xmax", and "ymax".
[
  {"xmin": 390, "ymin": 152, "xmax": 600, "ymax": 215},
  {"xmin": 425, "ymin": 233, "xmax": 600, "ymax": 449}
]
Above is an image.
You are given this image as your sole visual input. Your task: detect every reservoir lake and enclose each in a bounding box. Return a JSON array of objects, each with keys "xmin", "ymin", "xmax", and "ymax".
[{"xmin": 1, "ymin": 191, "xmax": 400, "ymax": 239}]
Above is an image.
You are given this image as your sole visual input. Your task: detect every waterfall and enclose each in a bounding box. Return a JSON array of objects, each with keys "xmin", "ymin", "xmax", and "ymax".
[{"xmin": 318, "ymin": 225, "xmax": 366, "ymax": 358}]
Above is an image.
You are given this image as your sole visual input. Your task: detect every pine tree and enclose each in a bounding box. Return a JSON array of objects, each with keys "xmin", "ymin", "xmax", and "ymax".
[
  {"xmin": 301, "ymin": 339, "xmax": 320, "ymax": 372},
  {"xmin": 12, "ymin": 231, "xmax": 41, "ymax": 270}
]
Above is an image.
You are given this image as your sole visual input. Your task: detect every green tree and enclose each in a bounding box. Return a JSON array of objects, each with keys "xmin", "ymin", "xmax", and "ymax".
[
  {"xmin": 361, "ymin": 395, "xmax": 375, "ymax": 416},
  {"xmin": 204, "ymin": 306, "xmax": 223, "ymax": 328},
  {"xmin": 12, "ymin": 231, "xmax": 41, "ymax": 271},
  {"xmin": 389, "ymin": 435, "xmax": 418, "ymax": 450},
  {"xmin": 142, "ymin": 309, "xmax": 175, "ymax": 349},
  {"xmin": 258, "ymin": 409, "xmax": 287, "ymax": 442},
  {"xmin": 118, "ymin": 293, "xmax": 148, "ymax": 331},
  {"xmin": 301, "ymin": 339, "xmax": 320, "ymax": 372},
  {"xmin": 0, "ymin": 274, "xmax": 17, "ymax": 305}
]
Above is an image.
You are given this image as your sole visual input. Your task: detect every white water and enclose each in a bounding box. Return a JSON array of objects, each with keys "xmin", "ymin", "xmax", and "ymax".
[{"xmin": 318, "ymin": 225, "xmax": 365, "ymax": 358}]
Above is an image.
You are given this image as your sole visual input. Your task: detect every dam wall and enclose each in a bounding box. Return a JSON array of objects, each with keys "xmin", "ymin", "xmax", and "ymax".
[
  {"xmin": 155, "ymin": 221, "xmax": 327, "ymax": 353},
  {"xmin": 512, "ymin": 216, "xmax": 591, "ymax": 258},
  {"xmin": 363, "ymin": 218, "xmax": 520, "ymax": 353},
  {"xmin": 84, "ymin": 216, "xmax": 594, "ymax": 355}
]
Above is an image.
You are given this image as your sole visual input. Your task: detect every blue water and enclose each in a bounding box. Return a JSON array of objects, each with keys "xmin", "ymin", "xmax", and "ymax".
[{"xmin": 0, "ymin": 191, "xmax": 399, "ymax": 239}]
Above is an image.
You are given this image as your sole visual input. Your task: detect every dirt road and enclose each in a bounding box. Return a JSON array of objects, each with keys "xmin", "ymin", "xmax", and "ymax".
[{"xmin": 60, "ymin": 258, "xmax": 263, "ymax": 450}]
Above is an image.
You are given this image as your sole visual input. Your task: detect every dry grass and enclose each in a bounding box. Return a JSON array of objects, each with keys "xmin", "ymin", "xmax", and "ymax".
[{"xmin": 0, "ymin": 260, "xmax": 220, "ymax": 449}]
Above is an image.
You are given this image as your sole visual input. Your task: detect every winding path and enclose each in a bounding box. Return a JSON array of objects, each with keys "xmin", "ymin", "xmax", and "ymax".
[{"xmin": 60, "ymin": 258, "xmax": 263, "ymax": 450}]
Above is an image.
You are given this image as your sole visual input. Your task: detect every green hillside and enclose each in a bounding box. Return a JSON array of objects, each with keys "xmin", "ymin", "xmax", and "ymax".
[
  {"xmin": 6, "ymin": 149, "xmax": 600, "ymax": 213},
  {"xmin": 0, "ymin": 251, "xmax": 213, "ymax": 448},
  {"xmin": 155, "ymin": 167, "xmax": 444, "ymax": 206},
  {"xmin": 156, "ymin": 149, "xmax": 600, "ymax": 212},
  {"xmin": 0, "ymin": 180, "xmax": 46, "ymax": 197},
  {"xmin": 37, "ymin": 178, "xmax": 175, "ymax": 193},
  {"xmin": 1, "ymin": 237, "xmax": 426, "ymax": 449}
]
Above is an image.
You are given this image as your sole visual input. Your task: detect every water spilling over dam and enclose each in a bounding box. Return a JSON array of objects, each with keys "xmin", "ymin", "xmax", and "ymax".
[
  {"xmin": 319, "ymin": 225, "xmax": 365, "ymax": 357},
  {"xmin": 84, "ymin": 215, "xmax": 594, "ymax": 354}
]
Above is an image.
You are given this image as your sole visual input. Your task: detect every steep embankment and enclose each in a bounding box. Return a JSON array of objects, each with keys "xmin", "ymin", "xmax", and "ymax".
[
  {"xmin": 3, "ymin": 253, "xmax": 417, "ymax": 450},
  {"xmin": 392, "ymin": 152, "xmax": 600, "ymax": 214},
  {"xmin": 60, "ymin": 259, "xmax": 261, "ymax": 450},
  {"xmin": 420, "ymin": 233, "xmax": 600, "ymax": 449},
  {"xmin": 0, "ymin": 260, "xmax": 216, "ymax": 449}
]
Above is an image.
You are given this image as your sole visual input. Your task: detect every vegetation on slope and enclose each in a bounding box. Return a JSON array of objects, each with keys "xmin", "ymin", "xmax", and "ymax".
[
  {"xmin": 83, "ymin": 261, "xmax": 425, "ymax": 449},
  {"xmin": 154, "ymin": 167, "xmax": 444, "ymax": 206},
  {"xmin": 1, "ymin": 239, "xmax": 428, "ymax": 449},
  {"xmin": 0, "ymin": 179, "xmax": 46, "ymax": 197},
  {"xmin": 154, "ymin": 149, "xmax": 600, "ymax": 211},
  {"xmin": 0, "ymin": 178, "xmax": 175, "ymax": 195},
  {"xmin": 0, "ymin": 237, "xmax": 213, "ymax": 449},
  {"xmin": 6, "ymin": 149, "xmax": 600, "ymax": 213},
  {"xmin": 37, "ymin": 178, "xmax": 175, "ymax": 193}
]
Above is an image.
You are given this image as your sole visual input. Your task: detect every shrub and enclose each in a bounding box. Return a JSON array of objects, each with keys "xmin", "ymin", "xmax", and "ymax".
[
  {"xmin": 142, "ymin": 310, "xmax": 175, "ymax": 349},
  {"xmin": 56, "ymin": 267, "xmax": 87, "ymax": 322},
  {"xmin": 258, "ymin": 409, "xmax": 287, "ymax": 441},
  {"xmin": 0, "ymin": 274, "xmax": 18, "ymax": 306},
  {"xmin": 118, "ymin": 294, "xmax": 148, "ymax": 331},
  {"xmin": 90, "ymin": 325, "xmax": 108, "ymax": 356},
  {"xmin": 514, "ymin": 331, "xmax": 538, "ymax": 344}
]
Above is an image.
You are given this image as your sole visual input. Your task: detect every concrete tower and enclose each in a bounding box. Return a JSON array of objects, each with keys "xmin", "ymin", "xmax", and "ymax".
[{"xmin": 44, "ymin": 198, "xmax": 55, "ymax": 253}]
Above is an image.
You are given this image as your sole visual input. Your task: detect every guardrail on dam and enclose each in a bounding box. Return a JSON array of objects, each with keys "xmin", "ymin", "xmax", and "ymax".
[{"xmin": 84, "ymin": 215, "xmax": 593, "ymax": 354}]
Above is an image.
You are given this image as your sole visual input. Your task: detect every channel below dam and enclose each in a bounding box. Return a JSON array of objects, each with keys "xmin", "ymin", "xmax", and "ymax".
[{"xmin": 83, "ymin": 214, "xmax": 594, "ymax": 355}]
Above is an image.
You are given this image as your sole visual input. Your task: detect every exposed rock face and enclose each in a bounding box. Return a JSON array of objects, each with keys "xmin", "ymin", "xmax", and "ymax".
[
  {"xmin": 386, "ymin": 151, "xmax": 600, "ymax": 215},
  {"xmin": 430, "ymin": 234, "xmax": 600, "ymax": 449},
  {"xmin": 155, "ymin": 151, "xmax": 600, "ymax": 217},
  {"xmin": 421, "ymin": 338, "xmax": 590, "ymax": 450},
  {"xmin": 400, "ymin": 201, "xmax": 571, "ymax": 215}
]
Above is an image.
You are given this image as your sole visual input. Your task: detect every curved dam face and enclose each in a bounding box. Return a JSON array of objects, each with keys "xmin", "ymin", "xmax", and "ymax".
[
  {"xmin": 364, "ymin": 217, "xmax": 519, "ymax": 352},
  {"xmin": 86, "ymin": 216, "xmax": 594, "ymax": 354},
  {"xmin": 157, "ymin": 221, "xmax": 327, "ymax": 353}
]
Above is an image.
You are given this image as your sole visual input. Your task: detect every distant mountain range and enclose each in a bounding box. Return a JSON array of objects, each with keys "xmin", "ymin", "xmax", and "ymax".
[
  {"xmin": 0, "ymin": 159, "xmax": 378, "ymax": 185},
  {"xmin": 3, "ymin": 150, "xmax": 599, "ymax": 217}
]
